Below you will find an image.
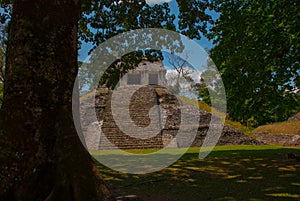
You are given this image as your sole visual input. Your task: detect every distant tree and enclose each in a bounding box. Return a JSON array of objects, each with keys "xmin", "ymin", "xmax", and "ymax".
[
  {"xmin": 165, "ymin": 52, "xmax": 195, "ymax": 95},
  {"xmin": 209, "ymin": 0, "xmax": 300, "ymax": 126},
  {"xmin": 168, "ymin": 52, "xmax": 192, "ymax": 78},
  {"xmin": 193, "ymin": 57, "xmax": 225, "ymax": 110},
  {"xmin": 197, "ymin": 75, "xmax": 211, "ymax": 105}
]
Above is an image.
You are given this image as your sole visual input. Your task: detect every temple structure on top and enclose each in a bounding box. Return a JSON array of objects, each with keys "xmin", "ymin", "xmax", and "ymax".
[{"xmin": 119, "ymin": 59, "xmax": 167, "ymax": 87}]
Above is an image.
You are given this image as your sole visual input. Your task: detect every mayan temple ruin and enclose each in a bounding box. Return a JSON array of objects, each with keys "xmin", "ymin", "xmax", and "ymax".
[
  {"xmin": 80, "ymin": 60, "xmax": 261, "ymax": 150},
  {"xmin": 119, "ymin": 59, "xmax": 167, "ymax": 87}
]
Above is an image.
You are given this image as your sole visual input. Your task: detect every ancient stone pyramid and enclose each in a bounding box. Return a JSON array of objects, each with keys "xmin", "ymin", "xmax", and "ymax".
[{"xmin": 80, "ymin": 85, "xmax": 261, "ymax": 150}]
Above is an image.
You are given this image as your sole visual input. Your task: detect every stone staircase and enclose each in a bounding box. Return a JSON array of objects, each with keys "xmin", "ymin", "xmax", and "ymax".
[{"xmin": 99, "ymin": 85, "xmax": 167, "ymax": 149}]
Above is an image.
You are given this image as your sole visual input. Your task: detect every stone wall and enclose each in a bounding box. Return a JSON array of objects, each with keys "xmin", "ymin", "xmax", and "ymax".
[
  {"xmin": 119, "ymin": 60, "xmax": 166, "ymax": 87},
  {"xmin": 254, "ymin": 133, "xmax": 300, "ymax": 146}
]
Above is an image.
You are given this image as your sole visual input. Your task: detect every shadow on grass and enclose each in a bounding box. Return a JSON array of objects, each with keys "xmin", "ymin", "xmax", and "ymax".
[{"xmin": 92, "ymin": 145, "xmax": 300, "ymax": 201}]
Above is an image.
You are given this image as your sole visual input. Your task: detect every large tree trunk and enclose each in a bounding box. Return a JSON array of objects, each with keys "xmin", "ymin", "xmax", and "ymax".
[{"xmin": 0, "ymin": 1, "xmax": 115, "ymax": 200}]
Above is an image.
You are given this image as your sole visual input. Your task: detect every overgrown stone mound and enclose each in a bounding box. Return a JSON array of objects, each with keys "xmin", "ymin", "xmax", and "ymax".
[
  {"xmin": 288, "ymin": 112, "xmax": 300, "ymax": 122},
  {"xmin": 254, "ymin": 133, "xmax": 300, "ymax": 146},
  {"xmin": 80, "ymin": 86, "xmax": 262, "ymax": 150},
  {"xmin": 253, "ymin": 112, "xmax": 300, "ymax": 146}
]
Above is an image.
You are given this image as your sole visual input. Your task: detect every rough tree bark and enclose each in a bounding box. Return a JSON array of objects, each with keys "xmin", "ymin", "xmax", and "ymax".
[{"xmin": 0, "ymin": 0, "xmax": 115, "ymax": 200}]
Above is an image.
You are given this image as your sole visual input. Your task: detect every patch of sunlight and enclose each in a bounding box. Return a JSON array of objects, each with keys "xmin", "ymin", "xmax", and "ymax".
[
  {"xmin": 263, "ymin": 187, "xmax": 285, "ymax": 192},
  {"xmin": 165, "ymin": 167, "xmax": 180, "ymax": 172},
  {"xmin": 271, "ymin": 160, "xmax": 277, "ymax": 162},
  {"xmin": 195, "ymin": 166, "xmax": 227, "ymax": 175},
  {"xmin": 247, "ymin": 167, "xmax": 256, "ymax": 171},
  {"xmin": 185, "ymin": 167, "xmax": 205, "ymax": 171},
  {"xmin": 260, "ymin": 164, "xmax": 267, "ymax": 167},
  {"xmin": 236, "ymin": 180, "xmax": 247, "ymax": 183},
  {"xmin": 216, "ymin": 196, "xmax": 237, "ymax": 201},
  {"xmin": 248, "ymin": 176, "xmax": 263, "ymax": 180},
  {"xmin": 104, "ymin": 177, "xmax": 123, "ymax": 181},
  {"xmin": 266, "ymin": 193, "xmax": 300, "ymax": 199},
  {"xmin": 279, "ymin": 174, "xmax": 296, "ymax": 178},
  {"xmin": 278, "ymin": 166, "xmax": 296, "ymax": 171},
  {"xmin": 221, "ymin": 161, "xmax": 231, "ymax": 165},
  {"xmin": 253, "ymin": 158, "xmax": 264, "ymax": 161},
  {"xmin": 241, "ymin": 158, "xmax": 251, "ymax": 162},
  {"xmin": 187, "ymin": 147, "xmax": 201, "ymax": 153},
  {"xmin": 212, "ymin": 145, "xmax": 285, "ymax": 151},
  {"xmin": 180, "ymin": 172, "xmax": 190, "ymax": 177},
  {"xmin": 227, "ymin": 175, "xmax": 241, "ymax": 179},
  {"xmin": 291, "ymin": 182, "xmax": 300, "ymax": 186},
  {"xmin": 186, "ymin": 178, "xmax": 196, "ymax": 183}
]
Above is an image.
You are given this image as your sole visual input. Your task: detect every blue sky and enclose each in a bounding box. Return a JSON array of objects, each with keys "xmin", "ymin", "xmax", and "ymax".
[
  {"xmin": 0, "ymin": 2, "xmax": 218, "ymax": 62},
  {"xmin": 78, "ymin": 0, "xmax": 219, "ymax": 62}
]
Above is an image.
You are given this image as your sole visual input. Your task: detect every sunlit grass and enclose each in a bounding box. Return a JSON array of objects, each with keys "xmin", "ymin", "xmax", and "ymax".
[
  {"xmin": 90, "ymin": 145, "xmax": 290, "ymax": 155},
  {"xmin": 266, "ymin": 193, "xmax": 300, "ymax": 199},
  {"xmin": 93, "ymin": 145, "xmax": 300, "ymax": 201},
  {"xmin": 80, "ymin": 88, "xmax": 109, "ymax": 101},
  {"xmin": 253, "ymin": 121, "xmax": 300, "ymax": 134}
]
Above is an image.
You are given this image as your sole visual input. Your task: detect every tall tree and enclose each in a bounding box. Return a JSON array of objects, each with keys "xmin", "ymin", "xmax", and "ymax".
[
  {"xmin": 0, "ymin": 0, "xmax": 215, "ymax": 200},
  {"xmin": 209, "ymin": 0, "xmax": 300, "ymax": 126},
  {"xmin": 0, "ymin": 0, "xmax": 114, "ymax": 200}
]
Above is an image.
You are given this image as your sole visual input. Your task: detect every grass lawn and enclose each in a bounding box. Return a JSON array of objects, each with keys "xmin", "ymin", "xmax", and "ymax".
[{"xmin": 92, "ymin": 145, "xmax": 300, "ymax": 201}]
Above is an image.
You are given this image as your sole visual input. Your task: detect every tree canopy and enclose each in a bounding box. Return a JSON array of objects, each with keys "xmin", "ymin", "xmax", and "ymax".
[
  {"xmin": 1, "ymin": 0, "xmax": 299, "ymax": 126},
  {"xmin": 209, "ymin": 0, "xmax": 300, "ymax": 126},
  {"xmin": 78, "ymin": 0, "xmax": 213, "ymax": 89}
]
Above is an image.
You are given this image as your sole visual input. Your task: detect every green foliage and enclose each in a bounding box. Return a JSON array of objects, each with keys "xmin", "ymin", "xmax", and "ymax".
[
  {"xmin": 197, "ymin": 70, "xmax": 226, "ymax": 112},
  {"xmin": 198, "ymin": 81, "xmax": 210, "ymax": 104},
  {"xmin": 3, "ymin": 0, "xmax": 299, "ymax": 127},
  {"xmin": 79, "ymin": 1, "xmax": 174, "ymax": 89},
  {"xmin": 2, "ymin": 1, "xmax": 214, "ymax": 91},
  {"xmin": 209, "ymin": 0, "xmax": 300, "ymax": 127},
  {"xmin": 80, "ymin": 1, "xmax": 175, "ymax": 45},
  {"xmin": 176, "ymin": 0, "xmax": 213, "ymax": 39},
  {"xmin": 80, "ymin": 0, "xmax": 212, "ymax": 46},
  {"xmin": 78, "ymin": 0, "xmax": 213, "ymax": 89},
  {"xmin": 0, "ymin": 2, "xmax": 11, "ymax": 25}
]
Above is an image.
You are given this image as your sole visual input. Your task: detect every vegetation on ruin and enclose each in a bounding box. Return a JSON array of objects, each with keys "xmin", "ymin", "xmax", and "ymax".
[{"xmin": 254, "ymin": 121, "xmax": 300, "ymax": 135}]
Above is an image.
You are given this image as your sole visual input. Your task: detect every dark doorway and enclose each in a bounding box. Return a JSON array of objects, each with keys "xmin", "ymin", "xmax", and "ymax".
[
  {"xmin": 149, "ymin": 73, "xmax": 158, "ymax": 85},
  {"xmin": 127, "ymin": 74, "xmax": 141, "ymax": 85}
]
